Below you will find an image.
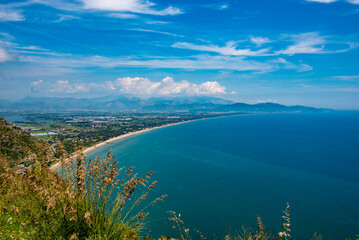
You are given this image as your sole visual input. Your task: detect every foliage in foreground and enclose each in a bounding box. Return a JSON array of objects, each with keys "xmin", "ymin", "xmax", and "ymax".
[
  {"xmin": 149, "ymin": 204, "xmax": 324, "ymax": 240},
  {"xmin": 0, "ymin": 144, "xmax": 164, "ymax": 239}
]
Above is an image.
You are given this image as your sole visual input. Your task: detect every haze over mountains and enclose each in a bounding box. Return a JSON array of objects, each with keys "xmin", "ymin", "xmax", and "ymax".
[{"xmin": 0, "ymin": 96, "xmax": 325, "ymax": 113}]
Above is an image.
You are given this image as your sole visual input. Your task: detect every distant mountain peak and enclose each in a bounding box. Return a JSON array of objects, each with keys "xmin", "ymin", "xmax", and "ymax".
[{"xmin": 0, "ymin": 96, "xmax": 326, "ymax": 113}]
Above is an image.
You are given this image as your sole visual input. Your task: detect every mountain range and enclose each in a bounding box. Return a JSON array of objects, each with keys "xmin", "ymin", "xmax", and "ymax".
[{"xmin": 0, "ymin": 96, "xmax": 326, "ymax": 113}]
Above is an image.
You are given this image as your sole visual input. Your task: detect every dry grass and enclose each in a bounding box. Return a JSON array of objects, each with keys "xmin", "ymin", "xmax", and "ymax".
[{"xmin": 0, "ymin": 143, "xmax": 163, "ymax": 239}]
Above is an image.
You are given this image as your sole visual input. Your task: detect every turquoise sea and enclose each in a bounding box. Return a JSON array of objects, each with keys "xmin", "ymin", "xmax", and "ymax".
[{"xmin": 86, "ymin": 112, "xmax": 359, "ymax": 239}]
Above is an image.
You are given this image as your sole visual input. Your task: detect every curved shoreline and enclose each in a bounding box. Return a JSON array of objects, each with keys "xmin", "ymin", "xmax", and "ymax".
[{"xmin": 50, "ymin": 118, "xmax": 206, "ymax": 171}]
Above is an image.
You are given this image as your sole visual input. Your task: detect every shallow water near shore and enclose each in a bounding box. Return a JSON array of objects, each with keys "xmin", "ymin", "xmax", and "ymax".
[{"xmin": 87, "ymin": 112, "xmax": 359, "ymax": 239}]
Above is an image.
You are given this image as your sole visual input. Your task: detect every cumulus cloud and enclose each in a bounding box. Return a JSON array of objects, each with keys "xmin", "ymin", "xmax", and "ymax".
[
  {"xmin": 111, "ymin": 77, "xmax": 226, "ymax": 96},
  {"xmin": 0, "ymin": 4, "xmax": 24, "ymax": 21},
  {"xmin": 172, "ymin": 41, "xmax": 270, "ymax": 56},
  {"xmin": 81, "ymin": 0, "xmax": 182, "ymax": 16},
  {"xmin": 30, "ymin": 77, "xmax": 227, "ymax": 97},
  {"xmin": 31, "ymin": 80, "xmax": 89, "ymax": 93}
]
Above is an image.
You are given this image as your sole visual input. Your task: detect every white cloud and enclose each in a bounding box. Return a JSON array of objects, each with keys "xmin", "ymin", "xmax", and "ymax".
[
  {"xmin": 306, "ymin": 0, "xmax": 359, "ymax": 4},
  {"xmin": 173, "ymin": 33, "xmax": 356, "ymax": 57},
  {"xmin": 129, "ymin": 28, "xmax": 184, "ymax": 37},
  {"xmin": 0, "ymin": 46, "xmax": 11, "ymax": 62},
  {"xmin": 306, "ymin": 0, "xmax": 338, "ymax": 3},
  {"xmin": 1, "ymin": 34, "xmax": 314, "ymax": 74},
  {"xmin": 201, "ymin": 4, "xmax": 229, "ymax": 10},
  {"xmin": 172, "ymin": 41, "xmax": 270, "ymax": 56},
  {"xmin": 107, "ymin": 13, "xmax": 138, "ymax": 19},
  {"xmin": 25, "ymin": 0, "xmax": 82, "ymax": 11},
  {"xmin": 30, "ymin": 77, "xmax": 227, "ymax": 97},
  {"xmin": 278, "ymin": 32, "xmax": 326, "ymax": 55},
  {"xmin": 250, "ymin": 36, "xmax": 272, "ymax": 47},
  {"xmin": 31, "ymin": 80, "xmax": 89, "ymax": 93},
  {"xmin": 270, "ymin": 58, "xmax": 313, "ymax": 72},
  {"xmin": 20, "ymin": 0, "xmax": 182, "ymax": 16},
  {"xmin": 53, "ymin": 14, "xmax": 80, "ymax": 23},
  {"xmin": 16, "ymin": 51, "xmax": 313, "ymax": 74},
  {"xmin": 81, "ymin": 0, "xmax": 182, "ymax": 16},
  {"xmin": 277, "ymin": 32, "xmax": 354, "ymax": 55},
  {"xmin": 110, "ymin": 76, "xmax": 226, "ymax": 96},
  {"xmin": 333, "ymin": 75, "xmax": 359, "ymax": 81},
  {"xmin": 145, "ymin": 20, "xmax": 170, "ymax": 25},
  {"xmin": 0, "ymin": 4, "xmax": 24, "ymax": 21}
]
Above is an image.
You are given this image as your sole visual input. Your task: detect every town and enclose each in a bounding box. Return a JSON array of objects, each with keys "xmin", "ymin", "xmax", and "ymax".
[{"xmin": 1, "ymin": 112, "xmax": 236, "ymax": 157}]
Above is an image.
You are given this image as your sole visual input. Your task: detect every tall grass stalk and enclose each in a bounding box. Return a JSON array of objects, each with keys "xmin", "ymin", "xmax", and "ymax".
[{"xmin": 0, "ymin": 144, "xmax": 163, "ymax": 239}]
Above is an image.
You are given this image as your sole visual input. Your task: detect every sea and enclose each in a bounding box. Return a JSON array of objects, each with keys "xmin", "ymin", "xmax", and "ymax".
[{"xmin": 86, "ymin": 112, "xmax": 359, "ymax": 240}]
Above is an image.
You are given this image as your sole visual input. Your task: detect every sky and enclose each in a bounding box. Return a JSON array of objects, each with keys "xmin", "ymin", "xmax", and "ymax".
[{"xmin": 0, "ymin": 0, "xmax": 359, "ymax": 109}]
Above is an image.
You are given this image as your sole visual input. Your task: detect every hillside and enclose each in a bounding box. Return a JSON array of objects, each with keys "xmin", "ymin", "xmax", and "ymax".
[{"xmin": 0, "ymin": 118, "xmax": 53, "ymax": 167}]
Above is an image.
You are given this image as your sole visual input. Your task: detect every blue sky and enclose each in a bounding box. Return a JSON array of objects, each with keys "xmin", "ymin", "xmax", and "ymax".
[{"xmin": 0, "ymin": 0, "xmax": 359, "ymax": 109}]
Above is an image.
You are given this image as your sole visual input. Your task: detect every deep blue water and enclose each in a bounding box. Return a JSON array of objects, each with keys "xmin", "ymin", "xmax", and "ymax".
[{"xmin": 87, "ymin": 112, "xmax": 359, "ymax": 239}]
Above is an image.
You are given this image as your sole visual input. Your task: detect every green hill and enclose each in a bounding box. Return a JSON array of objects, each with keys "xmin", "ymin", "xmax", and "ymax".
[{"xmin": 0, "ymin": 118, "xmax": 54, "ymax": 167}]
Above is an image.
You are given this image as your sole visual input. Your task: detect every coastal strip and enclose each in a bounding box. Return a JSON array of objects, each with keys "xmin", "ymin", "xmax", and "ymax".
[{"xmin": 50, "ymin": 118, "xmax": 204, "ymax": 171}]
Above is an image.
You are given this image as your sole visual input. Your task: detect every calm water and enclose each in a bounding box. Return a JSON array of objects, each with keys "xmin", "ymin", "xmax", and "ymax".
[{"xmin": 87, "ymin": 112, "xmax": 359, "ymax": 239}]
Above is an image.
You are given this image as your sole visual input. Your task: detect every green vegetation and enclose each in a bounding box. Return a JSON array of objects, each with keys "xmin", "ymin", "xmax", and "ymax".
[
  {"xmin": 0, "ymin": 144, "xmax": 163, "ymax": 239},
  {"xmin": 0, "ymin": 118, "xmax": 54, "ymax": 167}
]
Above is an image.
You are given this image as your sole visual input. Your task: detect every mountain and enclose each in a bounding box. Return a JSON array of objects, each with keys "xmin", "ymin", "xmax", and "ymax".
[
  {"xmin": 213, "ymin": 102, "xmax": 324, "ymax": 113},
  {"xmin": 0, "ymin": 96, "xmax": 325, "ymax": 113}
]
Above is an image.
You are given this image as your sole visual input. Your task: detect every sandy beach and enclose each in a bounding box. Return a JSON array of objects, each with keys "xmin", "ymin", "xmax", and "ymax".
[{"xmin": 50, "ymin": 119, "xmax": 201, "ymax": 171}]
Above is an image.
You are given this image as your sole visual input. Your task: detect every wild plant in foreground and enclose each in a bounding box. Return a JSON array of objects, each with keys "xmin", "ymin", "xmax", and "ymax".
[
  {"xmin": 60, "ymin": 146, "xmax": 166, "ymax": 239},
  {"xmin": 225, "ymin": 219, "xmax": 275, "ymax": 240},
  {"xmin": 0, "ymin": 143, "xmax": 164, "ymax": 239},
  {"xmin": 224, "ymin": 202, "xmax": 323, "ymax": 240}
]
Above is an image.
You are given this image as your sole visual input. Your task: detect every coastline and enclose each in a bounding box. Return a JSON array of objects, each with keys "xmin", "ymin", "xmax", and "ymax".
[{"xmin": 50, "ymin": 118, "xmax": 205, "ymax": 171}]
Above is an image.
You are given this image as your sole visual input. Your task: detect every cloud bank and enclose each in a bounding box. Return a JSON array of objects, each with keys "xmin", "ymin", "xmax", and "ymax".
[
  {"xmin": 31, "ymin": 80, "xmax": 89, "ymax": 93},
  {"xmin": 31, "ymin": 77, "xmax": 227, "ymax": 97}
]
